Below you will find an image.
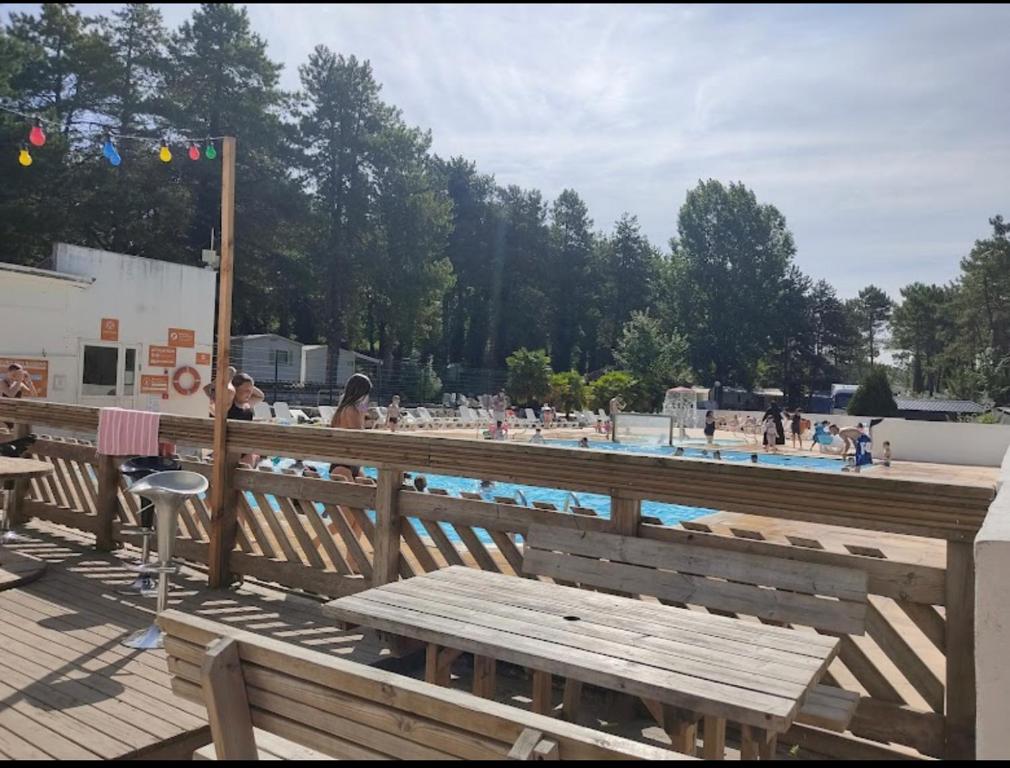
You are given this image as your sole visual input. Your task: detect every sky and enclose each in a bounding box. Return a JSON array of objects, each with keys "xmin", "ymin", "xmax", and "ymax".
[{"xmin": 5, "ymin": 3, "xmax": 1009, "ymax": 300}]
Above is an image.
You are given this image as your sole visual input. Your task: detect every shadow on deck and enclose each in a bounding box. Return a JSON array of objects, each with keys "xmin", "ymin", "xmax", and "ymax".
[{"xmin": 0, "ymin": 520, "xmax": 389, "ymax": 760}]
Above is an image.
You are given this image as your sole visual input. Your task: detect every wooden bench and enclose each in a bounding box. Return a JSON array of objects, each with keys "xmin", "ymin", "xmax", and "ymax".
[
  {"xmin": 521, "ymin": 524, "xmax": 867, "ymax": 735},
  {"xmin": 159, "ymin": 609, "xmax": 692, "ymax": 761}
]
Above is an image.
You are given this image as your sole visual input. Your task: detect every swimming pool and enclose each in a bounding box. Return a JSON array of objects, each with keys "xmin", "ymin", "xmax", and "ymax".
[{"xmin": 250, "ymin": 439, "xmax": 857, "ymax": 545}]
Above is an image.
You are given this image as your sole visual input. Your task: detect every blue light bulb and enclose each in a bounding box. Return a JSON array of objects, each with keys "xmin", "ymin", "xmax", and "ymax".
[{"xmin": 102, "ymin": 137, "xmax": 121, "ymax": 167}]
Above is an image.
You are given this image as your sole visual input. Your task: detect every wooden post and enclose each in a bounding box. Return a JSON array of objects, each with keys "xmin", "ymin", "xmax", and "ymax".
[
  {"xmin": 373, "ymin": 467, "xmax": 402, "ymax": 586},
  {"xmin": 208, "ymin": 136, "xmax": 237, "ymax": 589},
  {"xmin": 609, "ymin": 493, "xmax": 640, "ymax": 537},
  {"xmin": 95, "ymin": 453, "xmax": 119, "ymax": 551},
  {"xmin": 944, "ymin": 541, "xmax": 976, "ymax": 759},
  {"xmin": 7, "ymin": 423, "xmax": 32, "ymax": 526},
  {"xmin": 201, "ymin": 637, "xmax": 257, "ymax": 760}
]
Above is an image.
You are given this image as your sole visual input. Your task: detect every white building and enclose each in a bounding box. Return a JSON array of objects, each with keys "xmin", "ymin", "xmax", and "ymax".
[
  {"xmin": 230, "ymin": 334, "xmax": 303, "ymax": 383},
  {"xmin": 0, "ymin": 243, "xmax": 216, "ymax": 417},
  {"xmin": 300, "ymin": 344, "xmax": 328, "ymax": 383},
  {"xmin": 230, "ymin": 334, "xmax": 382, "ymax": 387}
]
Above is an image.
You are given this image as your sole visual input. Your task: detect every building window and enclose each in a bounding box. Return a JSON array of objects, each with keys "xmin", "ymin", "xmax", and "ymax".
[
  {"xmin": 82, "ymin": 345, "xmax": 118, "ymax": 396},
  {"xmin": 269, "ymin": 349, "xmax": 291, "ymax": 366}
]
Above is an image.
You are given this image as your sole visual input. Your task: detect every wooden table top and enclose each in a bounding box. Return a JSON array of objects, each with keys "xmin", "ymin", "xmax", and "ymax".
[
  {"xmin": 0, "ymin": 456, "xmax": 53, "ymax": 479},
  {"xmin": 324, "ymin": 566, "xmax": 840, "ymax": 732}
]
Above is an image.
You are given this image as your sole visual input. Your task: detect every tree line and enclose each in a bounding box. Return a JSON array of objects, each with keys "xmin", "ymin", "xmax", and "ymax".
[{"xmin": 2, "ymin": 4, "xmax": 1007, "ymax": 407}]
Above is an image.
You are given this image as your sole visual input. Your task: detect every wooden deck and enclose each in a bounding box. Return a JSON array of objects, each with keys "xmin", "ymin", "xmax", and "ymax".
[{"xmin": 0, "ymin": 520, "xmax": 387, "ymax": 760}]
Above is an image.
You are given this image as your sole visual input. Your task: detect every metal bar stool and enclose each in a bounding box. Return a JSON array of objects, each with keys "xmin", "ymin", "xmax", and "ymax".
[
  {"xmin": 118, "ymin": 456, "xmax": 182, "ymax": 595},
  {"xmin": 122, "ymin": 470, "xmax": 208, "ymax": 650}
]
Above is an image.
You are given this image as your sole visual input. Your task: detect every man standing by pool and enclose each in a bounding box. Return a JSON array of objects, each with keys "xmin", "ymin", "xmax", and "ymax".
[{"xmin": 609, "ymin": 395, "xmax": 624, "ymax": 442}]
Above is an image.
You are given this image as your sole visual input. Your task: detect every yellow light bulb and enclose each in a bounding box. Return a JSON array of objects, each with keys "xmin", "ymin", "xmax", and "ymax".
[
  {"xmin": 159, "ymin": 143, "xmax": 172, "ymax": 163},
  {"xmin": 18, "ymin": 147, "xmax": 32, "ymax": 167}
]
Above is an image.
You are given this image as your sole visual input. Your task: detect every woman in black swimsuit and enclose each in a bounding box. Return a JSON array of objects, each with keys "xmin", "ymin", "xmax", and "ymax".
[{"xmin": 703, "ymin": 410, "xmax": 716, "ymax": 444}]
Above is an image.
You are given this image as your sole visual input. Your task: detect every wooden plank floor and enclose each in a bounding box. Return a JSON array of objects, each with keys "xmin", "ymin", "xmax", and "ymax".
[{"xmin": 0, "ymin": 520, "xmax": 389, "ymax": 760}]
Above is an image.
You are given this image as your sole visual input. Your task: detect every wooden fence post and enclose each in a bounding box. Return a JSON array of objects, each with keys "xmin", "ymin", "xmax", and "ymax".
[
  {"xmin": 8, "ymin": 423, "xmax": 32, "ymax": 526},
  {"xmin": 944, "ymin": 540, "xmax": 976, "ymax": 758},
  {"xmin": 610, "ymin": 493, "xmax": 640, "ymax": 537},
  {"xmin": 95, "ymin": 453, "xmax": 119, "ymax": 551},
  {"xmin": 373, "ymin": 467, "xmax": 403, "ymax": 586},
  {"xmin": 208, "ymin": 450, "xmax": 241, "ymax": 588}
]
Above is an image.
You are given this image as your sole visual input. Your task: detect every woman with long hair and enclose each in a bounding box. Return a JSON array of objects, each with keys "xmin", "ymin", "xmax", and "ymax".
[
  {"xmin": 328, "ymin": 373, "xmax": 372, "ymax": 478},
  {"xmin": 326, "ymin": 373, "xmax": 373, "ymax": 573}
]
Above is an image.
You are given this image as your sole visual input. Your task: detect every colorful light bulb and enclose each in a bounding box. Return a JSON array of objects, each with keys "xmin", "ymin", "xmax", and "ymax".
[
  {"xmin": 188, "ymin": 143, "xmax": 200, "ymax": 161},
  {"xmin": 204, "ymin": 141, "xmax": 217, "ymax": 160},
  {"xmin": 28, "ymin": 118, "xmax": 46, "ymax": 147},
  {"xmin": 158, "ymin": 140, "xmax": 172, "ymax": 163},
  {"xmin": 102, "ymin": 137, "xmax": 121, "ymax": 167},
  {"xmin": 18, "ymin": 145, "xmax": 32, "ymax": 167}
]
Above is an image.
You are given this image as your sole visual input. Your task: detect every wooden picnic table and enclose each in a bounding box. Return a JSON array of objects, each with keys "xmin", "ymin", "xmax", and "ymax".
[{"xmin": 324, "ymin": 566, "xmax": 841, "ymax": 759}]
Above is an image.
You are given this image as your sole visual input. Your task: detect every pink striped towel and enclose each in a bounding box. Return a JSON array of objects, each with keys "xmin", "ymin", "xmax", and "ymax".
[{"xmin": 97, "ymin": 407, "xmax": 162, "ymax": 456}]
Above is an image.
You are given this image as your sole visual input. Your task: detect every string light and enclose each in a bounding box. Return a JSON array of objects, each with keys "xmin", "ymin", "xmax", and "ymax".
[
  {"xmin": 102, "ymin": 136, "xmax": 122, "ymax": 167},
  {"xmin": 0, "ymin": 101, "xmax": 227, "ymax": 169},
  {"xmin": 28, "ymin": 117, "xmax": 46, "ymax": 147}
]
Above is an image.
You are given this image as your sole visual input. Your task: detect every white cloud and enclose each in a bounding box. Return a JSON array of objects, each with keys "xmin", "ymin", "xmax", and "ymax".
[{"xmin": 5, "ymin": 2, "xmax": 1008, "ymax": 298}]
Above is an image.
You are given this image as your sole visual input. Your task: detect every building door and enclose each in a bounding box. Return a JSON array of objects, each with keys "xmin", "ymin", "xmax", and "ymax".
[{"xmin": 78, "ymin": 342, "xmax": 141, "ymax": 409}]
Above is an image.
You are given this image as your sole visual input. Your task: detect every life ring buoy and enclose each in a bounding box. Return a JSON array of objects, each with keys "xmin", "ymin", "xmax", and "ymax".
[{"xmin": 172, "ymin": 365, "xmax": 201, "ymax": 396}]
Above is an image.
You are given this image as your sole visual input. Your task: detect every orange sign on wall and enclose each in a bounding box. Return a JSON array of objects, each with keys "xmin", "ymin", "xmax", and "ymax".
[
  {"xmin": 140, "ymin": 374, "xmax": 170, "ymax": 395},
  {"xmin": 168, "ymin": 328, "xmax": 195, "ymax": 348},
  {"xmin": 195, "ymin": 352, "xmax": 211, "ymax": 366},
  {"xmin": 148, "ymin": 345, "xmax": 178, "ymax": 367},
  {"xmin": 100, "ymin": 318, "xmax": 119, "ymax": 341},
  {"xmin": 0, "ymin": 357, "xmax": 49, "ymax": 398}
]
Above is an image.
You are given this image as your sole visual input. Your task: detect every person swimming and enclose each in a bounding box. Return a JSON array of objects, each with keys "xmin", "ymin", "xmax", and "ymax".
[
  {"xmin": 674, "ymin": 446, "xmax": 685, "ymax": 457},
  {"xmin": 750, "ymin": 453, "xmax": 759, "ymax": 463},
  {"xmin": 578, "ymin": 437, "xmax": 590, "ymax": 448}
]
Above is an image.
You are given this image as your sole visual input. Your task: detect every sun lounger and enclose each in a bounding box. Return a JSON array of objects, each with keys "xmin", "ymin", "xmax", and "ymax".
[
  {"xmin": 272, "ymin": 402, "xmax": 293, "ymax": 424},
  {"xmin": 317, "ymin": 405, "xmax": 335, "ymax": 425},
  {"xmin": 252, "ymin": 403, "xmax": 273, "ymax": 422}
]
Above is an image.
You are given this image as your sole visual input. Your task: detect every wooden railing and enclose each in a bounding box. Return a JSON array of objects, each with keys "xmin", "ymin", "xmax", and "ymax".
[{"xmin": 0, "ymin": 399, "xmax": 994, "ymax": 760}]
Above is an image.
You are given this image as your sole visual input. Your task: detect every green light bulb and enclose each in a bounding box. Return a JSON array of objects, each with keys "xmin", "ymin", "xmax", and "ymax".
[{"xmin": 205, "ymin": 143, "xmax": 217, "ymax": 160}]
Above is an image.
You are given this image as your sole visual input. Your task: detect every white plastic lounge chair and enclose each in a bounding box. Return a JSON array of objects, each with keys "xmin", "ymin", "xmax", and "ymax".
[
  {"xmin": 317, "ymin": 405, "xmax": 336, "ymax": 425},
  {"xmin": 273, "ymin": 402, "xmax": 293, "ymax": 424},
  {"xmin": 457, "ymin": 406, "xmax": 477, "ymax": 427},
  {"xmin": 252, "ymin": 403, "xmax": 273, "ymax": 422},
  {"xmin": 290, "ymin": 408, "xmax": 308, "ymax": 424}
]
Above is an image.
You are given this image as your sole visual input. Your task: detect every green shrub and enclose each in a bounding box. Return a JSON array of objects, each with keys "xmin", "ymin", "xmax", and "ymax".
[
  {"xmin": 588, "ymin": 370, "xmax": 647, "ymax": 412},
  {"xmin": 548, "ymin": 370, "xmax": 586, "ymax": 414},
  {"xmin": 847, "ymin": 367, "xmax": 898, "ymax": 417},
  {"xmin": 505, "ymin": 348, "xmax": 552, "ymax": 405}
]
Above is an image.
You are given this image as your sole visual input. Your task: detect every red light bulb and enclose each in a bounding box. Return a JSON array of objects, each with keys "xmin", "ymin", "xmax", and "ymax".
[
  {"xmin": 29, "ymin": 119, "xmax": 46, "ymax": 147},
  {"xmin": 188, "ymin": 143, "xmax": 200, "ymax": 161}
]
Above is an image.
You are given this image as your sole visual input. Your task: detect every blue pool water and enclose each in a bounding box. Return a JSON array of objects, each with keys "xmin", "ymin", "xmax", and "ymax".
[{"xmin": 247, "ymin": 439, "xmax": 857, "ymax": 545}]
